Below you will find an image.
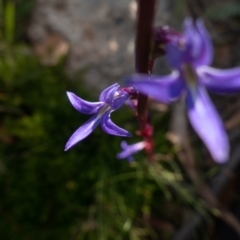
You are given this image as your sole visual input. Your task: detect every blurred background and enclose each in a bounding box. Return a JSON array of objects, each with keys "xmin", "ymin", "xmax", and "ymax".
[{"xmin": 1, "ymin": 0, "xmax": 240, "ymax": 239}]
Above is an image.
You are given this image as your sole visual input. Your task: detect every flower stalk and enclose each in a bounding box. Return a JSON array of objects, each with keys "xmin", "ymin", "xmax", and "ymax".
[{"xmin": 135, "ymin": 0, "xmax": 156, "ymax": 118}]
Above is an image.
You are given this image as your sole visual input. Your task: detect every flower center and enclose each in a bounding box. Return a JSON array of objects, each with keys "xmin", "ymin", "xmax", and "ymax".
[
  {"xmin": 113, "ymin": 90, "xmax": 127, "ymax": 100},
  {"xmin": 113, "ymin": 91, "xmax": 120, "ymax": 98},
  {"xmin": 182, "ymin": 63, "xmax": 198, "ymax": 88},
  {"xmin": 97, "ymin": 104, "xmax": 111, "ymax": 117}
]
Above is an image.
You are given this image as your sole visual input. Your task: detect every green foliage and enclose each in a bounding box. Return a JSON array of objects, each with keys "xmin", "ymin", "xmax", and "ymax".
[
  {"xmin": 0, "ymin": 1, "xmax": 214, "ymax": 239},
  {"xmin": 0, "ymin": 0, "xmax": 35, "ymax": 43},
  {"xmin": 0, "ymin": 44, "xmax": 209, "ymax": 239},
  {"xmin": 4, "ymin": 0, "xmax": 15, "ymax": 43}
]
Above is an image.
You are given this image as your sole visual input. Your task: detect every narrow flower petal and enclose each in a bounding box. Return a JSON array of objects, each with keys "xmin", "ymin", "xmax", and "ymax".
[
  {"xmin": 194, "ymin": 19, "xmax": 213, "ymax": 66},
  {"xmin": 101, "ymin": 111, "xmax": 132, "ymax": 137},
  {"xmin": 65, "ymin": 114, "xmax": 101, "ymax": 151},
  {"xmin": 67, "ymin": 92, "xmax": 103, "ymax": 114},
  {"xmin": 183, "ymin": 18, "xmax": 213, "ymax": 66},
  {"xmin": 125, "ymin": 72, "xmax": 183, "ymax": 103},
  {"xmin": 183, "ymin": 18, "xmax": 202, "ymax": 62},
  {"xmin": 186, "ymin": 85, "xmax": 229, "ymax": 163},
  {"xmin": 198, "ymin": 66, "xmax": 240, "ymax": 93},
  {"xmin": 117, "ymin": 141, "xmax": 146, "ymax": 161},
  {"xmin": 99, "ymin": 83, "xmax": 119, "ymax": 104}
]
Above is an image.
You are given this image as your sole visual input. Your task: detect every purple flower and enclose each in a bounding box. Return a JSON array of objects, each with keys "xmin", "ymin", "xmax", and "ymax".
[
  {"xmin": 65, "ymin": 83, "xmax": 131, "ymax": 151},
  {"xmin": 126, "ymin": 18, "xmax": 240, "ymax": 163},
  {"xmin": 117, "ymin": 141, "xmax": 146, "ymax": 161}
]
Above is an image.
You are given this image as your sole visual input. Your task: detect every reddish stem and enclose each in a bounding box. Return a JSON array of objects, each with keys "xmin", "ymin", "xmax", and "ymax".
[
  {"xmin": 135, "ymin": 0, "xmax": 156, "ymax": 161},
  {"xmin": 135, "ymin": 0, "xmax": 155, "ymax": 118}
]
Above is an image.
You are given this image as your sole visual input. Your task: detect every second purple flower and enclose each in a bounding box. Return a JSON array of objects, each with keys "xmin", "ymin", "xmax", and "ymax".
[
  {"xmin": 126, "ymin": 18, "xmax": 240, "ymax": 163},
  {"xmin": 65, "ymin": 83, "xmax": 132, "ymax": 151}
]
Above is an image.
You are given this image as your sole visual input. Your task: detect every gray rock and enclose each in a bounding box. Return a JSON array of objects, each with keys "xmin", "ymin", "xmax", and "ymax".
[{"xmin": 28, "ymin": 0, "xmax": 175, "ymax": 91}]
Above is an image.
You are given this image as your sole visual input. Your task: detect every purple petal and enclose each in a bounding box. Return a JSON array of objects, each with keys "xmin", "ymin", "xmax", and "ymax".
[
  {"xmin": 101, "ymin": 111, "xmax": 132, "ymax": 137},
  {"xmin": 186, "ymin": 85, "xmax": 229, "ymax": 163},
  {"xmin": 194, "ymin": 19, "xmax": 213, "ymax": 66},
  {"xmin": 126, "ymin": 72, "xmax": 183, "ymax": 103},
  {"xmin": 166, "ymin": 18, "xmax": 213, "ymax": 69},
  {"xmin": 183, "ymin": 18, "xmax": 213, "ymax": 66},
  {"xmin": 198, "ymin": 66, "xmax": 240, "ymax": 94},
  {"xmin": 67, "ymin": 92, "xmax": 103, "ymax": 114},
  {"xmin": 183, "ymin": 18, "xmax": 202, "ymax": 63},
  {"xmin": 117, "ymin": 141, "xmax": 146, "ymax": 161},
  {"xmin": 99, "ymin": 83, "xmax": 120, "ymax": 104},
  {"xmin": 65, "ymin": 114, "xmax": 101, "ymax": 151},
  {"xmin": 166, "ymin": 18, "xmax": 203, "ymax": 69}
]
